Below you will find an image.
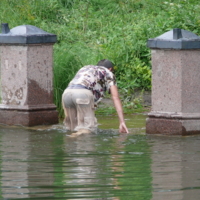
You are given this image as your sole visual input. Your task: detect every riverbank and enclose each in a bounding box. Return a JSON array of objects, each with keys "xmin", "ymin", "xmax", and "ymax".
[{"xmin": 97, "ymin": 90, "xmax": 151, "ymax": 115}]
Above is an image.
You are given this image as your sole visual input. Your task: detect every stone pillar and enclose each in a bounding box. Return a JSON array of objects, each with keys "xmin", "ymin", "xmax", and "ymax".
[
  {"xmin": 0, "ymin": 23, "xmax": 58, "ymax": 126},
  {"xmin": 146, "ymin": 28, "xmax": 200, "ymax": 135}
]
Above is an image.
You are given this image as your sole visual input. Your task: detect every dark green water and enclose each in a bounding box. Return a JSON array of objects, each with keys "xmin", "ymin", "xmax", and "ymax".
[{"xmin": 0, "ymin": 114, "xmax": 200, "ymax": 199}]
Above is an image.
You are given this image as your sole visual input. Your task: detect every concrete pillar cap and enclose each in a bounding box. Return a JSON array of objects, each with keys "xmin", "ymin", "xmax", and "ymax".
[
  {"xmin": 147, "ymin": 28, "xmax": 200, "ymax": 49},
  {"xmin": 0, "ymin": 23, "xmax": 57, "ymax": 44}
]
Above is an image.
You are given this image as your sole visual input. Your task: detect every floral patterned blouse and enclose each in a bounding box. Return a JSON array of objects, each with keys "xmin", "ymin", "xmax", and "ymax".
[{"xmin": 68, "ymin": 65, "xmax": 116, "ymax": 104}]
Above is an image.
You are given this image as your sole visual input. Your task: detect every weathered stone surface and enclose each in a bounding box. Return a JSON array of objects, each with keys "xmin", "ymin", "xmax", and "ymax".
[
  {"xmin": 146, "ymin": 29, "xmax": 200, "ymax": 135},
  {"xmin": 146, "ymin": 117, "xmax": 185, "ymax": 135},
  {"xmin": 0, "ymin": 24, "xmax": 58, "ymax": 126},
  {"xmin": 146, "ymin": 117, "xmax": 200, "ymax": 136},
  {"xmin": 0, "ymin": 109, "xmax": 58, "ymax": 126},
  {"xmin": 150, "ymin": 49, "xmax": 200, "ymax": 113},
  {"xmin": 1, "ymin": 44, "xmax": 54, "ymax": 106}
]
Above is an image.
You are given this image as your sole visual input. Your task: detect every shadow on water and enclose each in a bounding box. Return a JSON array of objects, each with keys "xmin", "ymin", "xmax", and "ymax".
[{"xmin": 0, "ymin": 114, "xmax": 200, "ymax": 199}]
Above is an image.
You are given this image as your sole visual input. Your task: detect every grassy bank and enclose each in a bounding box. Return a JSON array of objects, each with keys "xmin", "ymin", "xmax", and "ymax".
[{"xmin": 0, "ymin": 0, "xmax": 199, "ymax": 116}]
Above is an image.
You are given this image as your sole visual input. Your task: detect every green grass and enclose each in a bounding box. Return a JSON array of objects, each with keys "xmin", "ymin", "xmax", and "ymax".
[{"xmin": 0, "ymin": 0, "xmax": 200, "ymax": 116}]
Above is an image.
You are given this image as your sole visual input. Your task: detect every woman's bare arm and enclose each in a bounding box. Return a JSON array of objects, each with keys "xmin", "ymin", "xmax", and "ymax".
[{"xmin": 110, "ymin": 85, "xmax": 129, "ymax": 133}]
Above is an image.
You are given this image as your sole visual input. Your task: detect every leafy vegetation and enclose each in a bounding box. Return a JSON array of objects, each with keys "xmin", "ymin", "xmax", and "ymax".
[{"xmin": 0, "ymin": 0, "xmax": 200, "ymax": 116}]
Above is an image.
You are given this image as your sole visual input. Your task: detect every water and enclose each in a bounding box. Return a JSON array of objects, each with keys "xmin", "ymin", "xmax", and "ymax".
[{"xmin": 0, "ymin": 114, "xmax": 200, "ymax": 199}]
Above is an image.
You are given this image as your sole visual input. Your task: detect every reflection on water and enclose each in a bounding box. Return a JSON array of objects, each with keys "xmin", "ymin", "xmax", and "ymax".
[
  {"xmin": 0, "ymin": 114, "xmax": 200, "ymax": 199},
  {"xmin": 149, "ymin": 135, "xmax": 200, "ymax": 200}
]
